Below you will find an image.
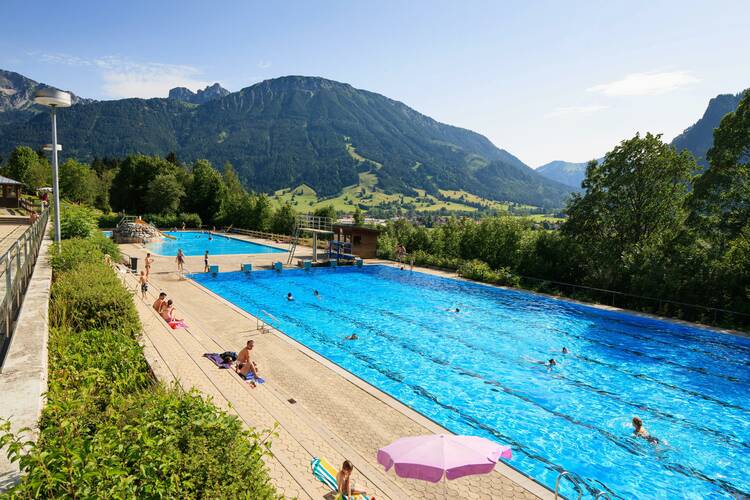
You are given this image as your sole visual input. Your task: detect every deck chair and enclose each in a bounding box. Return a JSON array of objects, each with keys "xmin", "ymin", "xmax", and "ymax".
[{"xmin": 311, "ymin": 457, "xmax": 371, "ymax": 500}]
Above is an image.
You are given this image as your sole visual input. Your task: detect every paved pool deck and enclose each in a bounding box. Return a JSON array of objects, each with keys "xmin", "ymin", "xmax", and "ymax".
[{"xmin": 118, "ymin": 233, "xmax": 549, "ymax": 499}]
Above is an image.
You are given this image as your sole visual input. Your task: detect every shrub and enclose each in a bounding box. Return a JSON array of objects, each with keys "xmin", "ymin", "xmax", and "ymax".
[
  {"xmin": 143, "ymin": 212, "xmax": 202, "ymax": 229},
  {"xmin": 50, "ymin": 238, "xmax": 104, "ymax": 273},
  {"xmin": 97, "ymin": 212, "xmax": 121, "ymax": 228},
  {"xmin": 59, "ymin": 203, "xmax": 99, "ymax": 239},
  {"xmin": 50, "ymin": 235, "xmax": 120, "ymax": 273},
  {"xmin": 458, "ymin": 259, "xmax": 520, "ymax": 287},
  {"xmin": 50, "ymin": 262, "xmax": 139, "ymax": 334},
  {"xmin": 2, "ymin": 234, "xmax": 278, "ymax": 498},
  {"xmin": 411, "ymin": 249, "xmax": 463, "ymax": 270}
]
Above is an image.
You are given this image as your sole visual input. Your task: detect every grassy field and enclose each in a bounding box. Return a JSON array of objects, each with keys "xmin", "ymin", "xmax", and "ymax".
[{"xmin": 271, "ymin": 141, "xmax": 556, "ymax": 216}]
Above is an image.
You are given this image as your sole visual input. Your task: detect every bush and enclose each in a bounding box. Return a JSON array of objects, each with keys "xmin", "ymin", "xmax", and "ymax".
[
  {"xmin": 458, "ymin": 259, "xmax": 520, "ymax": 287},
  {"xmin": 97, "ymin": 212, "xmax": 121, "ymax": 228},
  {"xmin": 411, "ymin": 249, "xmax": 463, "ymax": 270},
  {"xmin": 50, "ymin": 234, "xmax": 121, "ymax": 273},
  {"xmin": 2, "ymin": 236, "xmax": 278, "ymax": 498},
  {"xmin": 143, "ymin": 212, "xmax": 202, "ymax": 229},
  {"xmin": 50, "ymin": 262, "xmax": 139, "ymax": 334},
  {"xmin": 58, "ymin": 203, "xmax": 100, "ymax": 239}
]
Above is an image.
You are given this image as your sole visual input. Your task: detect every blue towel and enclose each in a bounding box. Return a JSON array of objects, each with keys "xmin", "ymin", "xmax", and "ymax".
[{"xmin": 244, "ymin": 372, "xmax": 265, "ymax": 384}]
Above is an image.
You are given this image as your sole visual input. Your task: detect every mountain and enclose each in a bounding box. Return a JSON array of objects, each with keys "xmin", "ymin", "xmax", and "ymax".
[
  {"xmin": 0, "ymin": 69, "xmax": 91, "ymax": 125},
  {"xmin": 168, "ymin": 83, "xmax": 229, "ymax": 105},
  {"xmin": 671, "ymin": 90, "xmax": 746, "ymax": 168},
  {"xmin": 535, "ymin": 160, "xmax": 590, "ymax": 189},
  {"xmin": 0, "ymin": 73, "xmax": 572, "ymax": 207}
]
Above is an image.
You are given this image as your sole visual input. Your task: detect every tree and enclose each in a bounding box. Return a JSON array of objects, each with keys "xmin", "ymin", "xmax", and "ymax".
[
  {"xmin": 313, "ymin": 205, "xmax": 337, "ymax": 222},
  {"xmin": 146, "ymin": 173, "xmax": 185, "ymax": 214},
  {"xmin": 59, "ymin": 159, "xmax": 98, "ymax": 205},
  {"xmin": 2, "ymin": 146, "xmax": 50, "ymax": 191},
  {"xmin": 188, "ymin": 160, "xmax": 226, "ymax": 225},
  {"xmin": 563, "ymin": 133, "xmax": 697, "ymax": 288},
  {"xmin": 110, "ymin": 155, "xmax": 179, "ymax": 214},
  {"xmin": 353, "ymin": 207, "xmax": 364, "ymax": 225},
  {"xmin": 270, "ymin": 203, "xmax": 296, "ymax": 234},
  {"xmin": 689, "ymin": 90, "xmax": 750, "ymax": 243}
]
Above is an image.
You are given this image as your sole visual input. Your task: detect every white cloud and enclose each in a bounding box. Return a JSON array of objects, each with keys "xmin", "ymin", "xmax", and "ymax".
[
  {"xmin": 258, "ymin": 60, "xmax": 272, "ymax": 69},
  {"xmin": 587, "ymin": 71, "xmax": 699, "ymax": 97},
  {"xmin": 544, "ymin": 105, "xmax": 609, "ymax": 118},
  {"xmin": 38, "ymin": 53, "xmax": 212, "ymax": 98}
]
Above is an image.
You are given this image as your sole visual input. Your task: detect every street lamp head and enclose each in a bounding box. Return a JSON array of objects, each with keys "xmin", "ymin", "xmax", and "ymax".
[{"xmin": 33, "ymin": 87, "xmax": 71, "ymax": 108}]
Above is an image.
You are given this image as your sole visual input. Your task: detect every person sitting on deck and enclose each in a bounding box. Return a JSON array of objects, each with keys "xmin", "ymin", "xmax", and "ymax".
[
  {"xmin": 632, "ymin": 416, "xmax": 660, "ymax": 444},
  {"xmin": 236, "ymin": 340, "xmax": 260, "ymax": 380},
  {"xmin": 153, "ymin": 292, "xmax": 167, "ymax": 313},
  {"xmin": 161, "ymin": 299, "xmax": 183, "ymax": 322},
  {"xmin": 337, "ymin": 460, "xmax": 369, "ymax": 499}
]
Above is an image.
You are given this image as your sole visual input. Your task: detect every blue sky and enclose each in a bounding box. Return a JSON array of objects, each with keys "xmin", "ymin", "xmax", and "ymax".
[{"xmin": 2, "ymin": 0, "xmax": 749, "ymax": 166}]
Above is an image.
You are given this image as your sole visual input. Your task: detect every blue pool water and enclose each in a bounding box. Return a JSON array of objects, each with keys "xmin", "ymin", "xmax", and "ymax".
[
  {"xmin": 144, "ymin": 231, "xmax": 285, "ymax": 256},
  {"xmin": 101, "ymin": 230, "xmax": 112, "ymax": 237},
  {"xmin": 192, "ymin": 265, "xmax": 750, "ymax": 499}
]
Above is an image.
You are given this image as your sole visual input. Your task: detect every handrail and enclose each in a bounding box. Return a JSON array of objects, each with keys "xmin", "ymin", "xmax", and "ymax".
[
  {"xmin": 0, "ymin": 209, "xmax": 50, "ymax": 370},
  {"xmin": 554, "ymin": 470, "xmax": 584, "ymax": 500},
  {"xmin": 257, "ymin": 309, "xmax": 280, "ymax": 334}
]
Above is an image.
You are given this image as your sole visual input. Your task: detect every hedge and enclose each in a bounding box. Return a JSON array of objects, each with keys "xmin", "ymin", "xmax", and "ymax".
[{"xmin": 1, "ymin": 236, "xmax": 278, "ymax": 498}]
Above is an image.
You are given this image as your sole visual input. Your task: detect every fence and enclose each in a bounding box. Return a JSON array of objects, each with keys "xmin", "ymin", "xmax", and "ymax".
[
  {"xmin": 0, "ymin": 209, "xmax": 49, "ymax": 370},
  {"xmin": 517, "ymin": 275, "xmax": 750, "ymax": 329},
  {"xmin": 228, "ymin": 227, "xmax": 329, "ymax": 249}
]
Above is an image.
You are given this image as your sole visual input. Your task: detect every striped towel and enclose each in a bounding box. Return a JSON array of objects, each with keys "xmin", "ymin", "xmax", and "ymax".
[{"xmin": 310, "ymin": 457, "xmax": 370, "ymax": 500}]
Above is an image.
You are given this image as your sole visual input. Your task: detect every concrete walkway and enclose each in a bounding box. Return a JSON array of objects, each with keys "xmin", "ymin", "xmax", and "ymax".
[{"xmin": 120, "ymin": 237, "xmax": 548, "ymax": 499}]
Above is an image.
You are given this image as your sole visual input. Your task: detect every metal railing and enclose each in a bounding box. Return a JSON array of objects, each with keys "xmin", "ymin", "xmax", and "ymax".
[{"xmin": 0, "ymin": 209, "xmax": 49, "ymax": 370}]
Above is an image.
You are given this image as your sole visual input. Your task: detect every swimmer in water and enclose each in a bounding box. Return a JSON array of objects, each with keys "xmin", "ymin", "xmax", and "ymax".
[
  {"xmin": 314, "ymin": 290, "xmax": 320, "ymax": 299},
  {"xmin": 345, "ymin": 334, "xmax": 358, "ymax": 340},
  {"xmin": 562, "ymin": 347, "xmax": 569, "ymax": 354},
  {"xmin": 287, "ymin": 292, "xmax": 294, "ymax": 301},
  {"xmin": 547, "ymin": 359, "xmax": 557, "ymax": 370},
  {"xmin": 632, "ymin": 417, "xmax": 660, "ymax": 444}
]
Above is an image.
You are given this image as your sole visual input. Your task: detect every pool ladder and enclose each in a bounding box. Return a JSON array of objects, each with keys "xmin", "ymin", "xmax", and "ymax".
[
  {"xmin": 256, "ymin": 309, "xmax": 280, "ymax": 334},
  {"xmin": 554, "ymin": 470, "xmax": 612, "ymax": 499}
]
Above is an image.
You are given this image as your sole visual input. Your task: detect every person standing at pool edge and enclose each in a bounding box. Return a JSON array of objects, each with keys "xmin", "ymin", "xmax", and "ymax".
[
  {"xmin": 176, "ymin": 248, "xmax": 185, "ymax": 278},
  {"xmin": 204, "ymin": 250, "xmax": 209, "ymax": 272},
  {"xmin": 144, "ymin": 252, "xmax": 154, "ymax": 278}
]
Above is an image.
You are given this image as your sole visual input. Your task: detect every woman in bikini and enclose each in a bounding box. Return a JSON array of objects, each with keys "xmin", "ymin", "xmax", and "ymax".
[{"xmin": 336, "ymin": 460, "xmax": 369, "ymax": 499}]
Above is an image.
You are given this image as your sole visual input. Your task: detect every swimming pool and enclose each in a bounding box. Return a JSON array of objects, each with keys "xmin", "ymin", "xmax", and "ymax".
[
  {"xmin": 144, "ymin": 231, "xmax": 286, "ymax": 256},
  {"xmin": 192, "ymin": 265, "xmax": 750, "ymax": 499}
]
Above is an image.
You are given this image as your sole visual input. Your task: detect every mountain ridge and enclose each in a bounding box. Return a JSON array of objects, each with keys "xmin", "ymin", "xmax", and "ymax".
[
  {"xmin": 0, "ymin": 69, "xmax": 92, "ymax": 125},
  {"xmin": 0, "ymin": 71, "xmax": 571, "ymax": 207}
]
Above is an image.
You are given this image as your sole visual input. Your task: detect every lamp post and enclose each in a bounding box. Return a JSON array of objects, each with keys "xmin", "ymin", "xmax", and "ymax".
[{"xmin": 33, "ymin": 88, "xmax": 71, "ymax": 249}]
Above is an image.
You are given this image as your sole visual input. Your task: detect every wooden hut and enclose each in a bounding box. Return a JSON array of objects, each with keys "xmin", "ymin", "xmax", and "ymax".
[{"xmin": 0, "ymin": 176, "xmax": 22, "ymax": 208}]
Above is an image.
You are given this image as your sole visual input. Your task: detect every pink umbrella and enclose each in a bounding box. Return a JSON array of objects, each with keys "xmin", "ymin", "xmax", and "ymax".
[{"xmin": 377, "ymin": 434, "xmax": 512, "ymax": 484}]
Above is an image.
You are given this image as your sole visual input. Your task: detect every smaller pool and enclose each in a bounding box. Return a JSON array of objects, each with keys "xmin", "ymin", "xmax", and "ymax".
[
  {"xmin": 145, "ymin": 231, "xmax": 286, "ymax": 256},
  {"xmin": 101, "ymin": 230, "xmax": 112, "ymax": 238}
]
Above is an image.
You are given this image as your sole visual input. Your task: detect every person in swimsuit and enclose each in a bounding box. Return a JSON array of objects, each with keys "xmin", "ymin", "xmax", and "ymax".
[
  {"xmin": 287, "ymin": 292, "xmax": 294, "ymax": 301},
  {"xmin": 176, "ymin": 249, "xmax": 185, "ymax": 276},
  {"xmin": 236, "ymin": 340, "xmax": 260, "ymax": 383},
  {"xmin": 345, "ymin": 333, "xmax": 358, "ymax": 340},
  {"xmin": 204, "ymin": 250, "xmax": 209, "ymax": 273},
  {"xmin": 632, "ymin": 417, "xmax": 660, "ymax": 444},
  {"xmin": 144, "ymin": 252, "xmax": 154, "ymax": 278},
  {"xmin": 138, "ymin": 271, "xmax": 149, "ymax": 300},
  {"xmin": 153, "ymin": 292, "xmax": 167, "ymax": 313},
  {"xmin": 161, "ymin": 299, "xmax": 183, "ymax": 323},
  {"xmin": 314, "ymin": 290, "xmax": 320, "ymax": 299},
  {"xmin": 562, "ymin": 347, "xmax": 569, "ymax": 355},
  {"xmin": 181, "ymin": 222, "xmax": 186, "ymax": 231},
  {"xmin": 547, "ymin": 358, "xmax": 557, "ymax": 369},
  {"xmin": 336, "ymin": 460, "xmax": 369, "ymax": 499}
]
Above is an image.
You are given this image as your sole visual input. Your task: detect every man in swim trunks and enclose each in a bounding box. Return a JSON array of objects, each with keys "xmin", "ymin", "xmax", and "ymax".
[
  {"xmin": 153, "ymin": 292, "xmax": 167, "ymax": 313},
  {"xmin": 144, "ymin": 252, "xmax": 154, "ymax": 278},
  {"xmin": 138, "ymin": 271, "xmax": 149, "ymax": 300},
  {"xmin": 236, "ymin": 340, "xmax": 260, "ymax": 380},
  {"xmin": 204, "ymin": 250, "xmax": 209, "ymax": 273}
]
